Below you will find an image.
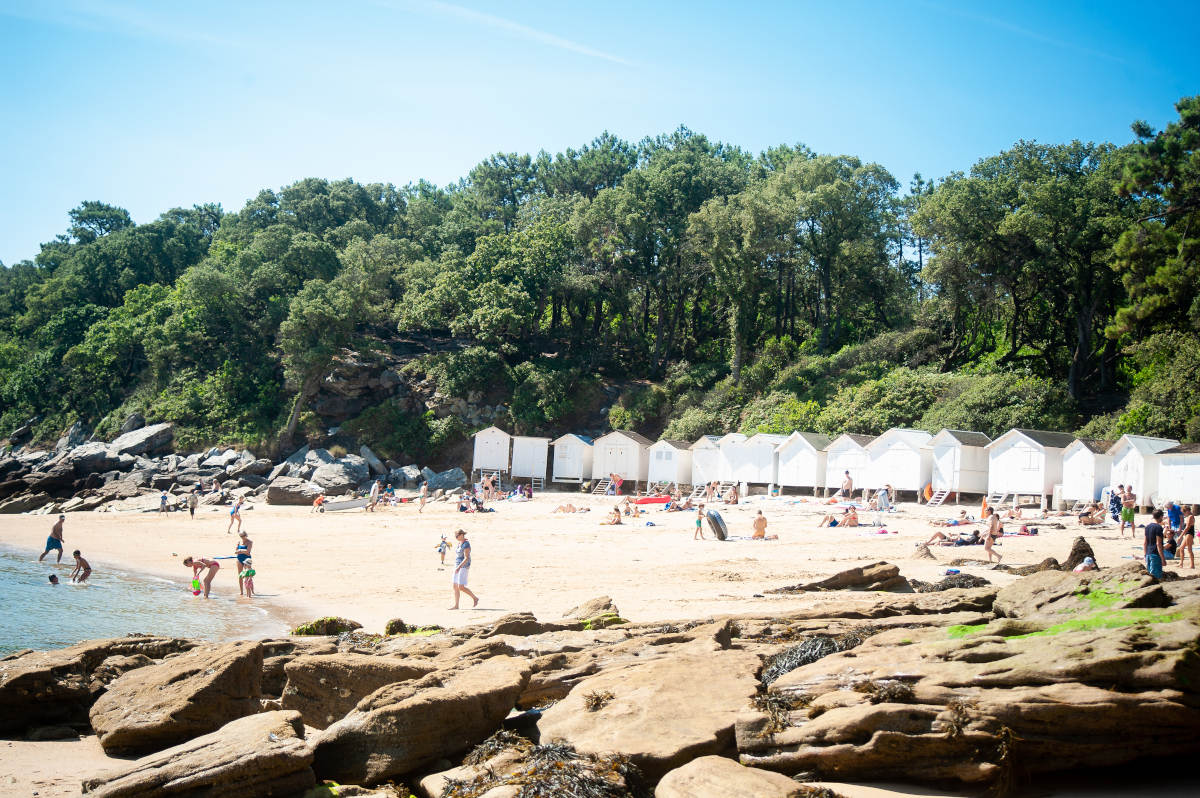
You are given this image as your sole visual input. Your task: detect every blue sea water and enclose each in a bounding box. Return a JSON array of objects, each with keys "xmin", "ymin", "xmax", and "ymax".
[{"xmin": 0, "ymin": 546, "xmax": 287, "ymax": 655}]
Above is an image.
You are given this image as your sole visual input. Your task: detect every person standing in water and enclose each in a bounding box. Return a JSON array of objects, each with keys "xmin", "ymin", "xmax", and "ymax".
[
  {"xmin": 449, "ymin": 529, "xmax": 478, "ymax": 609},
  {"xmin": 69, "ymin": 550, "xmax": 92, "ymax": 583},
  {"xmin": 39, "ymin": 515, "xmax": 65, "ymax": 563},
  {"xmin": 183, "ymin": 556, "xmax": 220, "ymax": 598},
  {"xmin": 235, "ymin": 531, "xmax": 253, "ymax": 596}
]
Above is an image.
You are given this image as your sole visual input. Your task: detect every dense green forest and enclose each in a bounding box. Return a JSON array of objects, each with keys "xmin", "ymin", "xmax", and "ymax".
[{"xmin": 1, "ymin": 97, "xmax": 1197, "ymax": 463}]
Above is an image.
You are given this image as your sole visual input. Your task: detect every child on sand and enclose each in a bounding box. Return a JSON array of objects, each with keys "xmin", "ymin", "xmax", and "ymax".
[
  {"xmin": 695, "ymin": 506, "xmax": 706, "ymax": 540},
  {"xmin": 436, "ymin": 534, "xmax": 449, "ymax": 566},
  {"xmin": 69, "ymin": 550, "xmax": 91, "ymax": 583}
]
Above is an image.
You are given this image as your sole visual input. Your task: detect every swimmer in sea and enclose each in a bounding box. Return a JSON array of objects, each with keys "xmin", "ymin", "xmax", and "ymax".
[{"xmin": 69, "ymin": 550, "xmax": 92, "ymax": 583}]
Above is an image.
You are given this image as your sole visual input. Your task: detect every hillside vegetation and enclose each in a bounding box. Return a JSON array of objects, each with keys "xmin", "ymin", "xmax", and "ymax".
[{"xmin": 1, "ymin": 97, "xmax": 1198, "ymax": 462}]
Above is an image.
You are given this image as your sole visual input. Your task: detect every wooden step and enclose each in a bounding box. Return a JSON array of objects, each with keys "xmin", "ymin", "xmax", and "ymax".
[{"xmin": 927, "ymin": 489, "xmax": 951, "ymax": 508}]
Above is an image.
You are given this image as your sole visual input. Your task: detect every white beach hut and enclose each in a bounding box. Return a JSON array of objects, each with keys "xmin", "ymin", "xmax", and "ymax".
[
  {"xmin": 510, "ymin": 435, "xmax": 550, "ymax": 482},
  {"xmin": 1107, "ymin": 434, "xmax": 1179, "ymax": 506},
  {"xmin": 648, "ymin": 440, "xmax": 693, "ymax": 487},
  {"xmin": 927, "ymin": 429, "xmax": 992, "ymax": 497},
  {"xmin": 1061, "ymin": 439, "xmax": 1114, "ymax": 503},
  {"xmin": 824, "ymin": 433, "xmax": 875, "ymax": 493},
  {"xmin": 551, "ymin": 434, "xmax": 593, "ymax": 483},
  {"xmin": 690, "ymin": 435, "xmax": 723, "ymax": 487},
  {"xmin": 717, "ymin": 433, "xmax": 751, "ymax": 483},
  {"xmin": 985, "ymin": 429, "xmax": 1076, "ymax": 506},
  {"xmin": 775, "ymin": 431, "xmax": 831, "ymax": 492},
  {"xmin": 472, "ymin": 426, "xmax": 511, "ymax": 475},
  {"xmin": 1157, "ymin": 443, "xmax": 1200, "ymax": 504},
  {"xmin": 865, "ymin": 428, "xmax": 933, "ymax": 496},
  {"xmin": 743, "ymin": 433, "xmax": 788, "ymax": 485},
  {"xmin": 591, "ymin": 430, "xmax": 652, "ymax": 485}
]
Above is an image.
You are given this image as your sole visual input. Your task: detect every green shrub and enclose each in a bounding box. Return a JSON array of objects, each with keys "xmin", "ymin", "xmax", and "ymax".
[
  {"xmin": 661, "ymin": 406, "xmax": 726, "ymax": 441},
  {"xmin": 740, "ymin": 392, "xmax": 820, "ymax": 435},
  {"xmin": 608, "ymin": 384, "xmax": 668, "ymax": 432},
  {"xmin": 1105, "ymin": 333, "xmax": 1200, "ymax": 441},
  {"xmin": 816, "ymin": 368, "xmax": 957, "ymax": 436},
  {"xmin": 417, "ymin": 346, "xmax": 512, "ymax": 398},
  {"xmin": 508, "ymin": 360, "xmax": 594, "ymax": 434},
  {"xmin": 918, "ymin": 373, "xmax": 1078, "ymax": 439},
  {"xmin": 341, "ymin": 401, "xmax": 436, "ymax": 461}
]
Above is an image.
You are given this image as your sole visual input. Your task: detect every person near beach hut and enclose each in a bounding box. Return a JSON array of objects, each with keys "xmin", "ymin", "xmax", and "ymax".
[
  {"xmin": 984, "ymin": 509, "xmax": 1003, "ymax": 564},
  {"xmin": 833, "ymin": 471, "xmax": 853, "ymax": 501},
  {"xmin": 39, "ymin": 515, "xmax": 65, "ymax": 563},
  {"xmin": 1177, "ymin": 505, "xmax": 1195, "ymax": 569},
  {"xmin": 1119, "ymin": 485, "xmax": 1136, "ymax": 537},
  {"xmin": 449, "ymin": 529, "xmax": 479, "ymax": 609},
  {"xmin": 183, "ymin": 556, "xmax": 220, "ymax": 599}
]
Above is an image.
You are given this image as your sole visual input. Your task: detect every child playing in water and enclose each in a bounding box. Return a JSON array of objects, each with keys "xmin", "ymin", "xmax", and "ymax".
[
  {"xmin": 239, "ymin": 558, "xmax": 255, "ymax": 599},
  {"xmin": 69, "ymin": 550, "xmax": 92, "ymax": 583},
  {"xmin": 435, "ymin": 534, "xmax": 449, "ymax": 566}
]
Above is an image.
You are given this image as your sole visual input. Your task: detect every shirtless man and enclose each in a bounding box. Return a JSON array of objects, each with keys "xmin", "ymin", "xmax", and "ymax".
[
  {"xmin": 984, "ymin": 509, "xmax": 1003, "ymax": 564},
  {"xmin": 751, "ymin": 509, "xmax": 778, "ymax": 540},
  {"xmin": 69, "ymin": 550, "xmax": 92, "ymax": 583},
  {"xmin": 39, "ymin": 515, "xmax": 66, "ymax": 563},
  {"xmin": 834, "ymin": 471, "xmax": 853, "ymax": 501},
  {"xmin": 1119, "ymin": 485, "xmax": 1137, "ymax": 537},
  {"xmin": 183, "ymin": 556, "xmax": 220, "ymax": 599}
]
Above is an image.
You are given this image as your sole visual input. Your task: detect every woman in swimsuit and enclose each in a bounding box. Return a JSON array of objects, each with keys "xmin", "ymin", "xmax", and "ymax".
[
  {"xmin": 235, "ymin": 531, "xmax": 253, "ymax": 596},
  {"xmin": 984, "ymin": 509, "xmax": 1003, "ymax": 564},
  {"xmin": 1178, "ymin": 505, "xmax": 1195, "ymax": 569},
  {"xmin": 183, "ymin": 556, "xmax": 220, "ymax": 598},
  {"xmin": 227, "ymin": 496, "xmax": 244, "ymax": 534}
]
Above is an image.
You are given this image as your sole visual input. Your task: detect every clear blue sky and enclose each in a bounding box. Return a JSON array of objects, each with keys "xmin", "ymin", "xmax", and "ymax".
[{"xmin": 2, "ymin": 0, "xmax": 1197, "ymax": 265}]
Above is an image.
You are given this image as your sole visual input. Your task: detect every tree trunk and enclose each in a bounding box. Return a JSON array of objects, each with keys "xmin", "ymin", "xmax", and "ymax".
[{"xmin": 281, "ymin": 376, "xmax": 316, "ymax": 449}]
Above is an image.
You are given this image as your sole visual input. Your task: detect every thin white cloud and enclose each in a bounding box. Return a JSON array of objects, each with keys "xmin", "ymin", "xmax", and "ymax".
[
  {"xmin": 412, "ymin": 0, "xmax": 633, "ymax": 66},
  {"xmin": 0, "ymin": 0, "xmax": 244, "ymax": 49},
  {"xmin": 916, "ymin": 0, "xmax": 1127, "ymax": 66}
]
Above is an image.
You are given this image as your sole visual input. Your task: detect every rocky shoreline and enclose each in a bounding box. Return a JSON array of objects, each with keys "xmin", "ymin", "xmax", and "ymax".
[{"xmin": 2, "ymin": 560, "xmax": 1197, "ymax": 797}]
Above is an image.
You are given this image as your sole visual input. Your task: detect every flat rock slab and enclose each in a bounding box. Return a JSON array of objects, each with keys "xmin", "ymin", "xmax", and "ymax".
[
  {"xmin": 282, "ymin": 653, "xmax": 436, "ymax": 728},
  {"xmin": 537, "ymin": 641, "xmax": 762, "ymax": 782},
  {"xmin": 90, "ymin": 641, "xmax": 263, "ymax": 754},
  {"xmin": 81, "ymin": 710, "xmax": 314, "ymax": 798},
  {"xmin": 655, "ymin": 755, "xmax": 807, "ymax": 797},
  {"xmin": 0, "ymin": 637, "xmax": 193, "ymax": 734},
  {"xmin": 312, "ymin": 655, "xmax": 531, "ymax": 785}
]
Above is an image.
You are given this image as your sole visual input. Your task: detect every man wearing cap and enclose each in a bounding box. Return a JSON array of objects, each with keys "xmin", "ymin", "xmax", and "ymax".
[{"xmin": 39, "ymin": 515, "xmax": 66, "ymax": 563}]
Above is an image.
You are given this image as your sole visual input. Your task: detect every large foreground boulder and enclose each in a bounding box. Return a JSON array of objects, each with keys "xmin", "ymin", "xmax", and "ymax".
[
  {"xmin": 537, "ymin": 638, "xmax": 761, "ymax": 781},
  {"xmin": 311, "ymin": 655, "xmax": 531, "ymax": 784},
  {"xmin": 90, "ymin": 640, "xmax": 263, "ymax": 754},
  {"xmin": 265, "ymin": 476, "xmax": 324, "ymax": 505},
  {"xmin": 282, "ymin": 653, "xmax": 436, "ymax": 728},
  {"xmin": 108, "ymin": 422, "xmax": 173, "ymax": 457},
  {"xmin": 0, "ymin": 637, "xmax": 193, "ymax": 734},
  {"xmin": 81, "ymin": 710, "xmax": 314, "ymax": 798},
  {"xmin": 656, "ymin": 755, "xmax": 807, "ymax": 798}
]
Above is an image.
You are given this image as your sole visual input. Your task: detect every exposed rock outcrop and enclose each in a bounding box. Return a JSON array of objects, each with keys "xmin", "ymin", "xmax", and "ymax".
[{"xmin": 281, "ymin": 653, "xmax": 436, "ymax": 728}]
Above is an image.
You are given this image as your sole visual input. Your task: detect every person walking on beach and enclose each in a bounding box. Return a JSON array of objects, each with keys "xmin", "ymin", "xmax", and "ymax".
[
  {"xmin": 984, "ymin": 508, "xmax": 1003, "ymax": 564},
  {"xmin": 39, "ymin": 515, "xmax": 65, "ymax": 563},
  {"xmin": 235, "ymin": 531, "xmax": 253, "ymax": 596},
  {"xmin": 227, "ymin": 496, "xmax": 245, "ymax": 534},
  {"xmin": 419, "ymin": 481, "xmax": 429, "ymax": 514},
  {"xmin": 694, "ymin": 505, "xmax": 706, "ymax": 540},
  {"xmin": 449, "ymin": 529, "xmax": 478, "ymax": 609},
  {"xmin": 183, "ymin": 556, "xmax": 220, "ymax": 599},
  {"xmin": 69, "ymin": 550, "xmax": 91, "ymax": 583},
  {"xmin": 187, "ymin": 489, "xmax": 199, "ymax": 519},
  {"xmin": 1145, "ymin": 509, "xmax": 1166, "ymax": 579},
  {"xmin": 159, "ymin": 490, "xmax": 169, "ymax": 516},
  {"xmin": 367, "ymin": 479, "xmax": 381, "ymax": 512},
  {"xmin": 1119, "ymin": 485, "xmax": 1137, "ymax": 537}
]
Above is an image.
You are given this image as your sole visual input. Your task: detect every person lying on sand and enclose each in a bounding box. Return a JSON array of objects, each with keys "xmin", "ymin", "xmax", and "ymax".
[
  {"xmin": 925, "ymin": 529, "xmax": 981, "ymax": 546},
  {"xmin": 553, "ymin": 504, "xmax": 590, "ymax": 513},
  {"xmin": 930, "ymin": 510, "xmax": 971, "ymax": 527}
]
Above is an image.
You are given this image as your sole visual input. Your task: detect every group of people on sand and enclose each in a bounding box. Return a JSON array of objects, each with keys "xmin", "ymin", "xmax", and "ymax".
[
  {"xmin": 924, "ymin": 508, "xmax": 1004, "ymax": 563},
  {"xmin": 181, "ymin": 529, "xmax": 256, "ymax": 599}
]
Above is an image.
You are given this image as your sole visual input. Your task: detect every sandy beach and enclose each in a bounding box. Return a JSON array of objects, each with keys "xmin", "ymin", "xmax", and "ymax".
[
  {"xmin": 0, "ymin": 491, "xmax": 1162, "ymax": 637},
  {"xmin": 0, "ymin": 491, "xmax": 1190, "ymax": 797}
]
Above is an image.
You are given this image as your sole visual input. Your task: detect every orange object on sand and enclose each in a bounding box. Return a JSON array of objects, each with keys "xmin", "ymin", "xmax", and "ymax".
[{"xmin": 923, "ymin": 483, "xmax": 933, "ymax": 501}]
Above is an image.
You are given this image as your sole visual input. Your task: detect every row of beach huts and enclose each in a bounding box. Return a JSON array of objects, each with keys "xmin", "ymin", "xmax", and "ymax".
[{"xmin": 473, "ymin": 426, "xmax": 1200, "ymax": 507}]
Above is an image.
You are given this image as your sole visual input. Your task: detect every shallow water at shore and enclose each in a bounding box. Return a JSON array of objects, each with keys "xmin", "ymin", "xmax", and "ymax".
[{"xmin": 0, "ymin": 545, "xmax": 287, "ymax": 654}]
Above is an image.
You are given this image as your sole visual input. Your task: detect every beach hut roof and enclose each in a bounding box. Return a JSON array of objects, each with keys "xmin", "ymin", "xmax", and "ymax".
[
  {"xmin": 834, "ymin": 433, "xmax": 875, "ymax": 448},
  {"xmin": 653, "ymin": 439, "xmax": 692, "ymax": 450},
  {"xmin": 1160, "ymin": 443, "xmax": 1200, "ymax": 455},
  {"xmin": 690, "ymin": 435, "xmax": 722, "ymax": 450},
  {"xmin": 869, "ymin": 428, "xmax": 932, "ymax": 450},
  {"xmin": 598, "ymin": 429, "xmax": 653, "ymax": 446},
  {"xmin": 936, "ymin": 429, "xmax": 992, "ymax": 447},
  {"xmin": 1106, "ymin": 434, "xmax": 1180, "ymax": 456},
  {"xmin": 987, "ymin": 429, "xmax": 1075, "ymax": 450},
  {"xmin": 552, "ymin": 433, "xmax": 593, "ymax": 445},
  {"xmin": 777, "ymin": 431, "xmax": 833, "ymax": 452},
  {"xmin": 1069, "ymin": 438, "xmax": 1114, "ymax": 454},
  {"xmin": 513, "ymin": 435, "xmax": 551, "ymax": 442},
  {"xmin": 473, "ymin": 425, "xmax": 510, "ymax": 438},
  {"xmin": 718, "ymin": 432, "xmax": 748, "ymax": 444},
  {"xmin": 747, "ymin": 432, "xmax": 788, "ymax": 445}
]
